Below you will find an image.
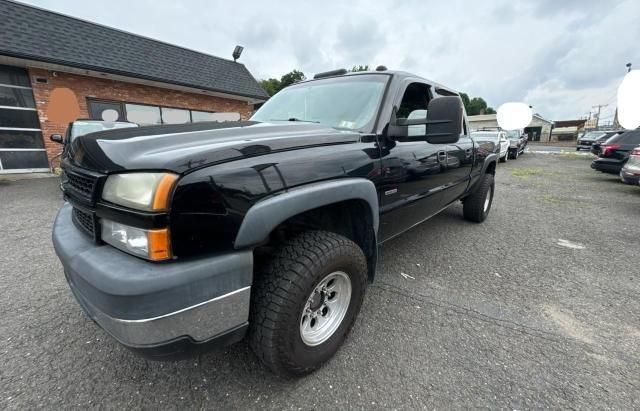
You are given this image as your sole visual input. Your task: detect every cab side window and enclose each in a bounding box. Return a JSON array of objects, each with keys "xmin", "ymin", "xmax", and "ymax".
[{"xmin": 397, "ymin": 82, "xmax": 430, "ymax": 136}]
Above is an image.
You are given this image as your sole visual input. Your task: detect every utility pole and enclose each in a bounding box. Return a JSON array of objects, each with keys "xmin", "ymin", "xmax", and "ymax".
[{"xmin": 592, "ymin": 104, "xmax": 608, "ymax": 129}]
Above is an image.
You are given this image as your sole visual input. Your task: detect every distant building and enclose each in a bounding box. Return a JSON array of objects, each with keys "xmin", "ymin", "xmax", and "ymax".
[
  {"xmin": 551, "ymin": 120, "xmax": 587, "ymax": 142},
  {"xmin": 468, "ymin": 113, "xmax": 553, "ymax": 142},
  {"xmin": 0, "ymin": 1, "xmax": 268, "ymax": 173}
]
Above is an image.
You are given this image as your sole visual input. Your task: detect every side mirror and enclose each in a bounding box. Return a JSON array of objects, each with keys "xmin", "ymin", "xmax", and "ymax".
[
  {"xmin": 50, "ymin": 134, "xmax": 64, "ymax": 144},
  {"xmin": 424, "ymin": 96, "xmax": 462, "ymax": 144},
  {"xmin": 387, "ymin": 96, "xmax": 463, "ymax": 144}
]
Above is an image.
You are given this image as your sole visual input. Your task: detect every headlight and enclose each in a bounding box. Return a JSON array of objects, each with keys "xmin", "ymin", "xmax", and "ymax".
[
  {"xmin": 102, "ymin": 172, "xmax": 178, "ymax": 211},
  {"xmin": 510, "ymin": 141, "xmax": 518, "ymax": 147},
  {"xmin": 101, "ymin": 219, "xmax": 172, "ymax": 261}
]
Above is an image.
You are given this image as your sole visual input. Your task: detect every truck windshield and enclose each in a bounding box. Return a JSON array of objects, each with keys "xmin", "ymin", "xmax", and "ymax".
[
  {"xmin": 506, "ymin": 130, "xmax": 521, "ymax": 140},
  {"xmin": 581, "ymin": 131, "xmax": 605, "ymax": 140},
  {"xmin": 251, "ymin": 74, "xmax": 388, "ymax": 131}
]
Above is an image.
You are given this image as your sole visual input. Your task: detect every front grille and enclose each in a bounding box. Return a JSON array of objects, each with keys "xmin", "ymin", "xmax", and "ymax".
[
  {"xmin": 72, "ymin": 207, "xmax": 96, "ymax": 237},
  {"xmin": 66, "ymin": 170, "xmax": 98, "ymax": 200}
]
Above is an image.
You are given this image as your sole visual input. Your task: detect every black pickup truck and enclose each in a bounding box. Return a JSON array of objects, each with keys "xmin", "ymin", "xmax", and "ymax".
[{"xmin": 53, "ymin": 70, "xmax": 497, "ymax": 376}]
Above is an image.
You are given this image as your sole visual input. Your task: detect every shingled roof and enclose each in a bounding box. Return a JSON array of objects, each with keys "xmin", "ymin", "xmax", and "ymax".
[{"xmin": 0, "ymin": 0, "xmax": 269, "ymax": 100}]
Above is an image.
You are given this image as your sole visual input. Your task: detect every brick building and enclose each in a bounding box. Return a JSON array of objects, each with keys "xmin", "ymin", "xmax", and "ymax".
[{"xmin": 0, "ymin": 1, "xmax": 268, "ymax": 173}]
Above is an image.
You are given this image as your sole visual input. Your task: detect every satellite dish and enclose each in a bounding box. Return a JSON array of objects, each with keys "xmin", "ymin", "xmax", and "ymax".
[
  {"xmin": 617, "ymin": 70, "xmax": 640, "ymax": 130},
  {"xmin": 101, "ymin": 109, "xmax": 119, "ymax": 122},
  {"xmin": 497, "ymin": 102, "xmax": 532, "ymax": 130}
]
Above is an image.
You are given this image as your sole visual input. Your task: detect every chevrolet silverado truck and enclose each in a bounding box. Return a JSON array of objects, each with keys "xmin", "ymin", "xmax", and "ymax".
[{"xmin": 52, "ymin": 69, "xmax": 497, "ymax": 376}]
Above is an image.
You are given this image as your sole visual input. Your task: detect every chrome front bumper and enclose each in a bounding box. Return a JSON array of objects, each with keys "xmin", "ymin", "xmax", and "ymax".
[
  {"xmin": 70, "ymin": 281, "xmax": 251, "ymax": 347},
  {"xmin": 53, "ymin": 203, "xmax": 253, "ymax": 349}
]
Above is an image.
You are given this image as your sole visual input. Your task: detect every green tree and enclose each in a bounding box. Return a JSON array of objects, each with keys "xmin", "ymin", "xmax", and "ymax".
[
  {"xmin": 259, "ymin": 70, "xmax": 307, "ymax": 97},
  {"xmin": 279, "ymin": 70, "xmax": 306, "ymax": 89},
  {"xmin": 460, "ymin": 93, "xmax": 471, "ymax": 112},
  {"xmin": 259, "ymin": 78, "xmax": 281, "ymax": 97},
  {"xmin": 459, "ymin": 93, "xmax": 496, "ymax": 115}
]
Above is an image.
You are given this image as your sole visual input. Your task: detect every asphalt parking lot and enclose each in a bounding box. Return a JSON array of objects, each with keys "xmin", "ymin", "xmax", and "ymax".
[{"xmin": 1, "ymin": 152, "xmax": 639, "ymax": 409}]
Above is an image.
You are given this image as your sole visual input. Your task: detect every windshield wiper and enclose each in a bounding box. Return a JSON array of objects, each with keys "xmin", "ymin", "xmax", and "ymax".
[{"xmin": 269, "ymin": 118, "xmax": 320, "ymax": 123}]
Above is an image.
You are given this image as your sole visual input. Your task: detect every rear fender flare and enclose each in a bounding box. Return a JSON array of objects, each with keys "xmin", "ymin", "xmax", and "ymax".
[{"xmin": 465, "ymin": 153, "xmax": 497, "ymax": 197}]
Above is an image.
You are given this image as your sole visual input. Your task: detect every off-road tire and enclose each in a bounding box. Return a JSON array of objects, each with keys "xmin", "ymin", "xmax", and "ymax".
[
  {"xmin": 463, "ymin": 173, "xmax": 494, "ymax": 223},
  {"xmin": 249, "ymin": 230, "xmax": 367, "ymax": 377}
]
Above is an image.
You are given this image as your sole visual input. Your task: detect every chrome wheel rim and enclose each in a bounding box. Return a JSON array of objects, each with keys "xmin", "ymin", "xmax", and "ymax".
[
  {"xmin": 484, "ymin": 186, "xmax": 492, "ymax": 212},
  {"xmin": 300, "ymin": 271, "xmax": 352, "ymax": 346}
]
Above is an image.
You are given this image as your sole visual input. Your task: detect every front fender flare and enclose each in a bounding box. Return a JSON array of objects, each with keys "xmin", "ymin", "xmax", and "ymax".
[{"xmin": 234, "ymin": 178, "xmax": 379, "ymax": 249}]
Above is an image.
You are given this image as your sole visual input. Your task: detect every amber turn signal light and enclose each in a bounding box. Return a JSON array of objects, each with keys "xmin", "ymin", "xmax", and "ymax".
[
  {"xmin": 148, "ymin": 228, "xmax": 172, "ymax": 261},
  {"xmin": 152, "ymin": 174, "xmax": 178, "ymax": 211}
]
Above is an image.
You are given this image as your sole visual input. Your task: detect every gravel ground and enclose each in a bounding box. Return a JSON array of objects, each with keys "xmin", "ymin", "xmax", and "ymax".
[{"xmin": 1, "ymin": 153, "xmax": 639, "ymax": 409}]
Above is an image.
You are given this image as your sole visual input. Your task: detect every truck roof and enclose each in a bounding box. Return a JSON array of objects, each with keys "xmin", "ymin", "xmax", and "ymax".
[{"xmin": 299, "ymin": 70, "xmax": 460, "ymax": 97}]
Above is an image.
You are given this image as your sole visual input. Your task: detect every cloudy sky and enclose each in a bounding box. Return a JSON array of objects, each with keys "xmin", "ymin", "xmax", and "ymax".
[{"xmin": 21, "ymin": 0, "xmax": 640, "ymax": 121}]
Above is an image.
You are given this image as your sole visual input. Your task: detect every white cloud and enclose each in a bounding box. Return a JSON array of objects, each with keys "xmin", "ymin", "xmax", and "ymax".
[{"xmin": 19, "ymin": 0, "xmax": 640, "ymax": 119}]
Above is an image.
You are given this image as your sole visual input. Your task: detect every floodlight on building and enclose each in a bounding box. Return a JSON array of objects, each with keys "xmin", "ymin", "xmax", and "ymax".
[{"xmin": 232, "ymin": 45, "xmax": 244, "ymax": 62}]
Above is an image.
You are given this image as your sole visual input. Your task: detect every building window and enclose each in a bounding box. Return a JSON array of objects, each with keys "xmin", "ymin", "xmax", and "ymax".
[
  {"xmin": 0, "ymin": 65, "xmax": 31, "ymax": 88},
  {"xmin": 191, "ymin": 110, "xmax": 218, "ymax": 122},
  {"xmin": 125, "ymin": 103, "xmax": 161, "ymax": 125},
  {"xmin": 0, "ymin": 130, "xmax": 45, "ymax": 149},
  {"xmin": 0, "ymin": 86, "xmax": 36, "ymax": 108},
  {"xmin": 0, "ymin": 64, "xmax": 48, "ymax": 173},
  {"xmin": 88, "ymin": 100, "xmax": 125, "ymax": 121},
  {"xmin": 88, "ymin": 98, "xmax": 240, "ymax": 126},
  {"xmin": 161, "ymin": 107, "xmax": 190, "ymax": 124},
  {"xmin": 192, "ymin": 111, "xmax": 241, "ymax": 122}
]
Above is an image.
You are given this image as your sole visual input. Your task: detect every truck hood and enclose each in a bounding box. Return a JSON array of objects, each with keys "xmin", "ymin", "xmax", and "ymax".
[{"xmin": 69, "ymin": 121, "xmax": 361, "ymax": 174}]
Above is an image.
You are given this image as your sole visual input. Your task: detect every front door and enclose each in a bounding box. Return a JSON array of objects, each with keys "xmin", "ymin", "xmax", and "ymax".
[
  {"xmin": 378, "ymin": 81, "xmax": 449, "ymax": 241},
  {"xmin": 440, "ymin": 117, "xmax": 474, "ymax": 206}
]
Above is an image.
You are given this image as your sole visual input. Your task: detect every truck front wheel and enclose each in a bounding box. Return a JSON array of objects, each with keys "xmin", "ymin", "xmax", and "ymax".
[
  {"xmin": 463, "ymin": 173, "xmax": 494, "ymax": 223},
  {"xmin": 249, "ymin": 230, "xmax": 367, "ymax": 376}
]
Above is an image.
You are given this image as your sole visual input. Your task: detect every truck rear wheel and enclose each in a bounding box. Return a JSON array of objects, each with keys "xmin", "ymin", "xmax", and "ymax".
[
  {"xmin": 463, "ymin": 173, "xmax": 494, "ymax": 223},
  {"xmin": 249, "ymin": 230, "xmax": 367, "ymax": 377}
]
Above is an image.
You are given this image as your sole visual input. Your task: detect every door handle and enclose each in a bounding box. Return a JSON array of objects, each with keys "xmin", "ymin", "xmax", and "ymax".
[{"xmin": 437, "ymin": 151, "xmax": 447, "ymax": 162}]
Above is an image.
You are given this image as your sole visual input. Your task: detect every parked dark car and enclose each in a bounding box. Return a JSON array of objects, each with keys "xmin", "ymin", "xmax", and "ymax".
[
  {"xmin": 52, "ymin": 70, "xmax": 498, "ymax": 376},
  {"xmin": 576, "ymin": 130, "xmax": 606, "ymax": 151},
  {"xmin": 590, "ymin": 131, "xmax": 624, "ymax": 156},
  {"xmin": 506, "ymin": 129, "xmax": 527, "ymax": 159},
  {"xmin": 620, "ymin": 146, "xmax": 640, "ymax": 185},
  {"xmin": 591, "ymin": 129, "xmax": 640, "ymax": 173}
]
